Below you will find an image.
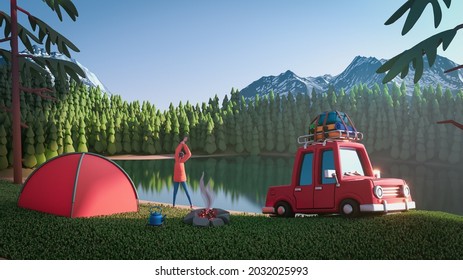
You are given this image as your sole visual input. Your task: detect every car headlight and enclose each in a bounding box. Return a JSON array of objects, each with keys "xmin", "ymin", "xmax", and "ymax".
[
  {"xmin": 402, "ymin": 184, "xmax": 410, "ymax": 197},
  {"xmin": 373, "ymin": 186, "xmax": 383, "ymax": 199}
]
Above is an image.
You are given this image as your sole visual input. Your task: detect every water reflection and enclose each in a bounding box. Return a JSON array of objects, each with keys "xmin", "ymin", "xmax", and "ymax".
[
  {"xmin": 116, "ymin": 156, "xmax": 463, "ymax": 216},
  {"xmin": 116, "ymin": 156, "xmax": 293, "ymax": 213}
]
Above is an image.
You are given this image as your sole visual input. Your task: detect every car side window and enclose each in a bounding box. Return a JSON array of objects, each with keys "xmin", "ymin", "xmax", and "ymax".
[
  {"xmin": 299, "ymin": 153, "xmax": 313, "ymax": 186},
  {"xmin": 322, "ymin": 150, "xmax": 336, "ymax": 184}
]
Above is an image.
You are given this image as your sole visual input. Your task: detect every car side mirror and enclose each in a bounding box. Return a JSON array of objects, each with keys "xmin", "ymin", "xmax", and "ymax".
[{"xmin": 324, "ymin": 169, "xmax": 340, "ymax": 187}]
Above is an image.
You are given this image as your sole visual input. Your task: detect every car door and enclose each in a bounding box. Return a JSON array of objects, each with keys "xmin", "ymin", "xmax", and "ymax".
[
  {"xmin": 314, "ymin": 149, "xmax": 336, "ymax": 209},
  {"xmin": 294, "ymin": 152, "xmax": 314, "ymax": 209}
]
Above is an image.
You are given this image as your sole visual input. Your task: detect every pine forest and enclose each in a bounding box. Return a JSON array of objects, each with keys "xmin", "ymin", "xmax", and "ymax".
[{"xmin": 0, "ymin": 67, "xmax": 462, "ymax": 171}]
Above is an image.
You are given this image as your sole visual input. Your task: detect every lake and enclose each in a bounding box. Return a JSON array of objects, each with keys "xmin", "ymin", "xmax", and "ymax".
[{"xmin": 115, "ymin": 155, "xmax": 463, "ymax": 216}]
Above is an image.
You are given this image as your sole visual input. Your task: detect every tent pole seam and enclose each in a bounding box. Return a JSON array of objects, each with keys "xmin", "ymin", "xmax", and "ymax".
[{"xmin": 71, "ymin": 153, "xmax": 86, "ymax": 218}]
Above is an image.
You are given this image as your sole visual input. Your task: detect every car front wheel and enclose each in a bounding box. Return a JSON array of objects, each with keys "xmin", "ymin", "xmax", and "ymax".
[
  {"xmin": 340, "ymin": 199, "xmax": 360, "ymax": 218},
  {"xmin": 275, "ymin": 201, "xmax": 294, "ymax": 218}
]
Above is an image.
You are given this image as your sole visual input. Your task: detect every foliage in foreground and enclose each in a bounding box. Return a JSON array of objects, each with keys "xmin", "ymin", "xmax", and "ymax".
[{"xmin": 0, "ymin": 180, "xmax": 462, "ymax": 260}]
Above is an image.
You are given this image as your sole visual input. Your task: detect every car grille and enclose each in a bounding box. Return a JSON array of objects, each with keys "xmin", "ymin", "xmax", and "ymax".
[{"xmin": 382, "ymin": 186, "xmax": 402, "ymax": 198}]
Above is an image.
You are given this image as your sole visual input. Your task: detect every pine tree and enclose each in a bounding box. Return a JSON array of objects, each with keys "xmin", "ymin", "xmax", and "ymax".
[
  {"xmin": 415, "ymin": 119, "xmax": 426, "ymax": 163},
  {"xmin": 99, "ymin": 113, "xmax": 108, "ymax": 153},
  {"xmin": 234, "ymin": 115, "xmax": 244, "ymax": 154},
  {"xmin": 0, "ymin": 125, "xmax": 8, "ymax": 170},
  {"xmin": 122, "ymin": 120, "xmax": 132, "ymax": 153},
  {"xmin": 170, "ymin": 112, "xmax": 180, "ymax": 152},
  {"xmin": 243, "ymin": 113, "xmax": 254, "ymax": 153},
  {"xmin": 256, "ymin": 108, "xmax": 266, "ymax": 151},
  {"xmin": 265, "ymin": 111, "xmax": 275, "ymax": 152},
  {"xmin": 23, "ymin": 126, "xmax": 37, "ymax": 168},
  {"xmin": 276, "ymin": 113, "xmax": 286, "ymax": 153},
  {"xmin": 114, "ymin": 115, "xmax": 123, "ymax": 154},
  {"xmin": 425, "ymin": 123, "xmax": 437, "ymax": 160},
  {"xmin": 153, "ymin": 111, "xmax": 162, "ymax": 153},
  {"xmin": 63, "ymin": 120, "xmax": 75, "ymax": 153},
  {"xmin": 107, "ymin": 120, "xmax": 117, "ymax": 155},
  {"xmin": 131, "ymin": 120, "xmax": 142, "ymax": 154},
  {"xmin": 399, "ymin": 124, "xmax": 411, "ymax": 161},
  {"xmin": 205, "ymin": 116, "xmax": 217, "ymax": 154},
  {"xmin": 287, "ymin": 122, "xmax": 297, "ymax": 154},
  {"xmin": 448, "ymin": 128, "xmax": 461, "ymax": 164},
  {"xmin": 77, "ymin": 118, "xmax": 88, "ymax": 153},
  {"xmin": 45, "ymin": 120, "xmax": 59, "ymax": 160},
  {"xmin": 250, "ymin": 125, "xmax": 260, "ymax": 156},
  {"xmin": 144, "ymin": 124, "xmax": 156, "ymax": 155},
  {"xmin": 390, "ymin": 123, "xmax": 400, "ymax": 160},
  {"xmin": 437, "ymin": 115, "xmax": 450, "ymax": 162},
  {"xmin": 34, "ymin": 121, "xmax": 47, "ymax": 166},
  {"xmin": 215, "ymin": 114, "xmax": 227, "ymax": 152}
]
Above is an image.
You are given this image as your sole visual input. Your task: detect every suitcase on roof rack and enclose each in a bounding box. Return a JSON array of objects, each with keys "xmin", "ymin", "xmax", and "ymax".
[
  {"xmin": 317, "ymin": 111, "xmax": 349, "ymax": 126},
  {"xmin": 308, "ymin": 111, "xmax": 359, "ymax": 142}
]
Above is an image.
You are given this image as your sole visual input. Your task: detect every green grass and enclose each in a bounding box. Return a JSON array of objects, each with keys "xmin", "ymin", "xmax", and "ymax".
[{"xmin": 1, "ymin": 180, "xmax": 462, "ymax": 260}]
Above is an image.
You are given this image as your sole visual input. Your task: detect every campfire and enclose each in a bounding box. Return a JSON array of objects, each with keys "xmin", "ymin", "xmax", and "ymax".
[
  {"xmin": 198, "ymin": 208, "xmax": 217, "ymax": 220},
  {"xmin": 183, "ymin": 172, "xmax": 230, "ymax": 227}
]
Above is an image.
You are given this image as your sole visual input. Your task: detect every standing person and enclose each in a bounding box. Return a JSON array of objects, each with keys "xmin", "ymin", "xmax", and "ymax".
[{"xmin": 173, "ymin": 137, "xmax": 193, "ymax": 208}]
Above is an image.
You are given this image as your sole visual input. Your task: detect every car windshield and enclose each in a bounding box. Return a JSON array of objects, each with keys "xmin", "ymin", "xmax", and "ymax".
[{"xmin": 340, "ymin": 148, "xmax": 365, "ymax": 176}]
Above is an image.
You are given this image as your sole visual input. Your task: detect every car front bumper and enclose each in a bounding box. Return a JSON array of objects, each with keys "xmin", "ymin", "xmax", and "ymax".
[
  {"xmin": 360, "ymin": 200, "xmax": 416, "ymax": 213},
  {"xmin": 262, "ymin": 206, "xmax": 275, "ymax": 214}
]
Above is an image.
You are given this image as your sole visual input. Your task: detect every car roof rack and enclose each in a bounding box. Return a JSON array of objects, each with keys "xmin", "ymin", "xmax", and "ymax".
[{"xmin": 297, "ymin": 130, "xmax": 364, "ymax": 148}]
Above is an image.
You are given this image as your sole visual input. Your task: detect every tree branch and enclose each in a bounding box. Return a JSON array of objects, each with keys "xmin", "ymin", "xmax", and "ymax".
[
  {"xmin": 443, "ymin": 24, "xmax": 463, "ymax": 73},
  {"xmin": 444, "ymin": 64, "xmax": 463, "ymax": 73},
  {"xmin": 0, "ymin": 104, "xmax": 11, "ymax": 112},
  {"xmin": 20, "ymin": 86, "xmax": 53, "ymax": 94},
  {"xmin": 16, "ymin": 6, "xmax": 33, "ymax": 18},
  {"xmin": 20, "ymin": 86, "xmax": 57, "ymax": 101},
  {"xmin": 437, "ymin": 120, "xmax": 463, "ymax": 130},
  {"xmin": 0, "ymin": 36, "xmax": 12, "ymax": 43}
]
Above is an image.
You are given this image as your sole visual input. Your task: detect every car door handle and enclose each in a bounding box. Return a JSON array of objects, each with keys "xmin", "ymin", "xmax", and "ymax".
[
  {"xmin": 295, "ymin": 188, "xmax": 302, "ymax": 192},
  {"xmin": 315, "ymin": 186, "xmax": 323, "ymax": 190}
]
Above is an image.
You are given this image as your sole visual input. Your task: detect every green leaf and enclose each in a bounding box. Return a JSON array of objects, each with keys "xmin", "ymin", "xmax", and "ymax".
[
  {"xmin": 430, "ymin": 0, "xmax": 443, "ymax": 28},
  {"xmin": 443, "ymin": 0, "xmax": 452, "ymax": 8},
  {"xmin": 385, "ymin": 0, "xmax": 452, "ymax": 35},
  {"xmin": 403, "ymin": 1, "xmax": 431, "ymax": 35},
  {"xmin": 0, "ymin": 12, "xmax": 41, "ymax": 49},
  {"xmin": 400, "ymin": 62, "xmax": 409, "ymax": 79},
  {"xmin": 413, "ymin": 57, "xmax": 424, "ymax": 83},
  {"xmin": 385, "ymin": 1, "xmax": 412, "ymax": 25},
  {"xmin": 42, "ymin": 0, "xmax": 79, "ymax": 21},
  {"xmin": 59, "ymin": 0, "xmax": 79, "ymax": 21},
  {"xmin": 424, "ymin": 44, "xmax": 438, "ymax": 66},
  {"xmin": 32, "ymin": 17, "xmax": 80, "ymax": 54},
  {"xmin": 378, "ymin": 28, "xmax": 458, "ymax": 83}
]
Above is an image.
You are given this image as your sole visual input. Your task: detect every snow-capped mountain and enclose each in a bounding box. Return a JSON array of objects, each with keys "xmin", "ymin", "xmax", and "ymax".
[
  {"xmin": 240, "ymin": 55, "xmax": 463, "ymax": 98},
  {"xmin": 1, "ymin": 45, "xmax": 110, "ymax": 93}
]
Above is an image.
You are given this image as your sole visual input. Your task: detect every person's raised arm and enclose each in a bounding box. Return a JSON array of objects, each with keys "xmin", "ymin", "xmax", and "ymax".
[
  {"xmin": 181, "ymin": 143, "xmax": 191, "ymax": 162},
  {"xmin": 175, "ymin": 142, "xmax": 183, "ymax": 161}
]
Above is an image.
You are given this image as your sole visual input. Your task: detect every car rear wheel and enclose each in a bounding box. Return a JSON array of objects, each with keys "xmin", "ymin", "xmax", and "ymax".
[
  {"xmin": 275, "ymin": 201, "xmax": 294, "ymax": 218},
  {"xmin": 340, "ymin": 199, "xmax": 360, "ymax": 218}
]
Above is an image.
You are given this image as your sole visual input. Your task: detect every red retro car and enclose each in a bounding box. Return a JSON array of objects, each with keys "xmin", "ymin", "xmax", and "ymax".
[{"xmin": 262, "ymin": 135, "xmax": 416, "ymax": 217}]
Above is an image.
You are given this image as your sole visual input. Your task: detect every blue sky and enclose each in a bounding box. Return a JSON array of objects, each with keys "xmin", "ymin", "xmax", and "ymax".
[{"xmin": 3, "ymin": 0, "xmax": 463, "ymax": 110}]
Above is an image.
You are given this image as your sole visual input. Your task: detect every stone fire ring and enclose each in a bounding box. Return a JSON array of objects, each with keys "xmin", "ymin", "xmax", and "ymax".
[{"xmin": 183, "ymin": 208, "xmax": 230, "ymax": 227}]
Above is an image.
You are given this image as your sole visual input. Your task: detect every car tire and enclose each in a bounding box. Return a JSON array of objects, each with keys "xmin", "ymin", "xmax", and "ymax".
[
  {"xmin": 340, "ymin": 199, "xmax": 360, "ymax": 218},
  {"xmin": 275, "ymin": 201, "xmax": 294, "ymax": 218}
]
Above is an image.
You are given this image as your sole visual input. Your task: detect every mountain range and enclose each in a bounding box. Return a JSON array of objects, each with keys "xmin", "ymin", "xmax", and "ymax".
[
  {"xmin": 3, "ymin": 46, "xmax": 462, "ymax": 100},
  {"xmin": 240, "ymin": 55, "xmax": 463, "ymax": 98},
  {"xmin": 0, "ymin": 45, "xmax": 110, "ymax": 93}
]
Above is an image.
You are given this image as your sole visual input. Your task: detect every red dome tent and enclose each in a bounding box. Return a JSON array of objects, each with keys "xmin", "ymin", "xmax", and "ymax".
[{"xmin": 18, "ymin": 153, "xmax": 139, "ymax": 218}]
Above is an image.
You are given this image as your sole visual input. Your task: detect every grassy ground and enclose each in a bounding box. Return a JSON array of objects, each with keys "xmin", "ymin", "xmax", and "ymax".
[{"xmin": 1, "ymin": 180, "xmax": 462, "ymax": 260}]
